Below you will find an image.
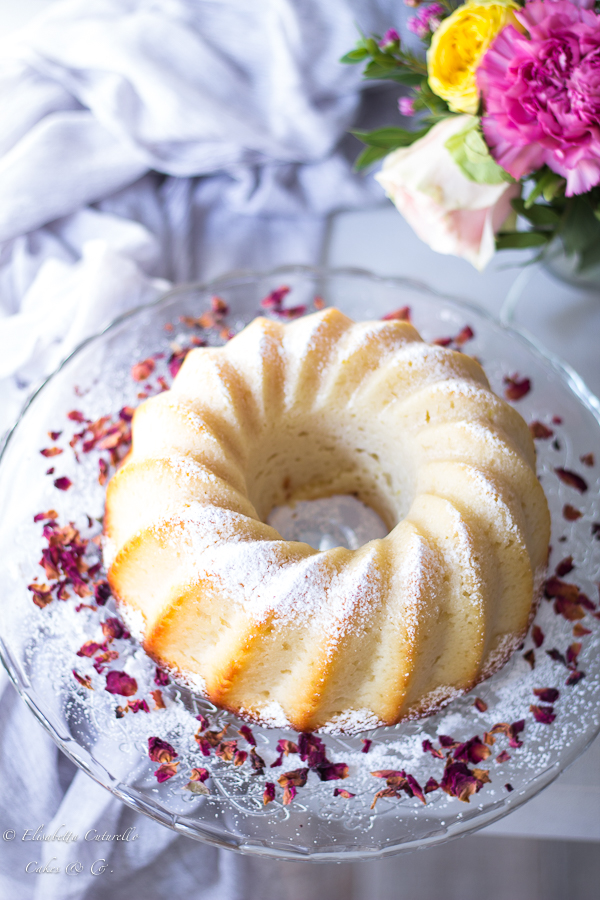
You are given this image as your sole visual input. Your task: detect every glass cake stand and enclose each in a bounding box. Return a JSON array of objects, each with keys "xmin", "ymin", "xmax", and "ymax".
[{"xmin": 0, "ymin": 266, "xmax": 599, "ymax": 861}]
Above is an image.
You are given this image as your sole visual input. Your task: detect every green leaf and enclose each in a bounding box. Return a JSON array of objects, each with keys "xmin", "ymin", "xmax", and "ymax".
[
  {"xmin": 354, "ymin": 145, "xmax": 390, "ymax": 171},
  {"xmin": 511, "ymin": 198, "xmax": 561, "ymax": 228},
  {"xmin": 526, "ymin": 168, "xmax": 565, "ymax": 207},
  {"xmin": 560, "ymin": 196, "xmax": 600, "ymax": 256},
  {"xmin": 578, "ymin": 239, "xmax": 600, "ymax": 271},
  {"xmin": 362, "ymin": 62, "xmax": 423, "ymax": 84},
  {"xmin": 351, "ymin": 126, "xmax": 430, "ymax": 149},
  {"xmin": 444, "ymin": 117, "xmax": 512, "ymax": 185},
  {"xmin": 495, "ymin": 231, "xmax": 551, "ymax": 249},
  {"xmin": 339, "ymin": 48, "xmax": 370, "ymax": 64}
]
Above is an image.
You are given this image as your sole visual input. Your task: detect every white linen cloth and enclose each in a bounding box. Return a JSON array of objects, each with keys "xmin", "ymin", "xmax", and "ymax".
[{"xmin": 0, "ymin": 1, "xmax": 406, "ymax": 897}]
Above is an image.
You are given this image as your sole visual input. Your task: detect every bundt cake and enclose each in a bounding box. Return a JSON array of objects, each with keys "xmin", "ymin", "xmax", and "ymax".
[{"xmin": 104, "ymin": 307, "xmax": 550, "ymax": 734}]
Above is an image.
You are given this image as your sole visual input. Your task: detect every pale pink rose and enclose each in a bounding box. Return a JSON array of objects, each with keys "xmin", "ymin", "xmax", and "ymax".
[{"xmin": 375, "ymin": 116, "xmax": 519, "ymax": 270}]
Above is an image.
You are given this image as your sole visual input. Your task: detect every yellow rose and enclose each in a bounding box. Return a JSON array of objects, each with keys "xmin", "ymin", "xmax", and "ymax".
[{"xmin": 427, "ymin": 0, "xmax": 520, "ymax": 115}]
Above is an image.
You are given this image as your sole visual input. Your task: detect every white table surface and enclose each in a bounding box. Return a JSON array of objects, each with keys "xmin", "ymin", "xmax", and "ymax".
[{"xmin": 1, "ymin": 0, "xmax": 599, "ymax": 845}]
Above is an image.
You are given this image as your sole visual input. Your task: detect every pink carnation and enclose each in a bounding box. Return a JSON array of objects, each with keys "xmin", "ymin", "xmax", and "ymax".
[{"xmin": 478, "ymin": 0, "xmax": 600, "ymax": 195}]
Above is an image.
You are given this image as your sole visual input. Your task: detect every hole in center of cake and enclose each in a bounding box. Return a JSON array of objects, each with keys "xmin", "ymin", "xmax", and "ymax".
[{"xmin": 267, "ymin": 495, "xmax": 389, "ymax": 551}]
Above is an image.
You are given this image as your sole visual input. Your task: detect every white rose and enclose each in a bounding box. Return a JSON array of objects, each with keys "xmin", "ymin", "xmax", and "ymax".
[{"xmin": 374, "ymin": 115, "xmax": 519, "ymax": 271}]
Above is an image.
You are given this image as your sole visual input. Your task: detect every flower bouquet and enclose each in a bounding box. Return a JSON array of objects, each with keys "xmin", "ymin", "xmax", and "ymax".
[{"xmin": 343, "ymin": 0, "xmax": 600, "ymax": 272}]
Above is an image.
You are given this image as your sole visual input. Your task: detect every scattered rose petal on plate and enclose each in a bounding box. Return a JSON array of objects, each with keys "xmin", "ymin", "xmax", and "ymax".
[
  {"xmin": 72, "ymin": 670, "xmax": 93, "ymax": 690},
  {"xmin": 154, "ymin": 762, "xmax": 178, "ymax": 783},
  {"xmin": 503, "ymin": 374, "xmax": 531, "ymax": 401},
  {"xmin": 105, "ymin": 671, "xmax": 137, "ymax": 697},
  {"xmin": 148, "ymin": 737, "xmax": 178, "ymax": 763},
  {"xmin": 533, "ymin": 688, "xmax": 559, "ymax": 703},
  {"xmin": 53, "ymin": 477, "xmax": 72, "ymax": 491},
  {"xmin": 529, "ymin": 421, "xmax": 553, "ymax": 439},
  {"xmin": 555, "ymin": 468, "xmax": 588, "ymax": 493},
  {"xmin": 530, "ymin": 705, "xmax": 556, "ymax": 724},
  {"xmin": 382, "ymin": 306, "xmax": 411, "ymax": 321}
]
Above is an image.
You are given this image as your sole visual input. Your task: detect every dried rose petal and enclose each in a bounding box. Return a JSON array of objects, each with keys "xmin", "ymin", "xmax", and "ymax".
[
  {"xmin": 505, "ymin": 783, "xmax": 514, "ymax": 792},
  {"xmin": 190, "ymin": 768, "xmax": 210, "ymax": 784},
  {"xmin": 261, "ymin": 286, "xmax": 290, "ymax": 309},
  {"xmin": 298, "ymin": 733, "xmax": 328, "ymax": 768},
  {"xmin": 314, "ymin": 296, "xmax": 326, "ymax": 310},
  {"xmin": 101, "ymin": 617, "xmax": 129, "ymax": 641},
  {"xmin": 555, "ymin": 556, "xmax": 574, "ymax": 577},
  {"xmin": 422, "ymin": 739, "xmax": 444, "ymax": 759},
  {"xmin": 566, "ymin": 642, "xmax": 582, "ymax": 666},
  {"xmin": 474, "ymin": 697, "xmax": 488, "ymax": 712},
  {"xmin": 54, "ymin": 477, "xmax": 72, "ymax": 491},
  {"xmin": 195, "ymin": 737, "xmax": 211, "ymax": 757},
  {"xmin": 546, "ymin": 648, "xmax": 568, "ymax": 667},
  {"xmin": 496, "ymin": 750, "xmax": 511, "ymax": 763},
  {"xmin": 98, "ymin": 459, "xmax": 109, "ymax": 486},
  {"xmin": 195, "ymin": 713, "xmax": 210, "ymax": 731},
  {"xmin": 424, "ymin": 777, "xmax": 440, "ymax": 794},
  {"xmin": 566, "ymin": 670, "xmax": 585, "ymax": 686},
  {"xmin": 555, "ymin": 468, "xmax": 588, "ymax": 493},
  {"xmin": 151, "ymin": 689, "xmax": 166, "ymax": 709},
  {"xmin": 454, "ymin": 325, "xmax": 475, "ymax": 346},
  {"xmin": 503, "ymin": 374, "xmax": 531, "ymax": 401},
  {"xmin": 370, "ymin": 787, "xmax": 400, "ymax": 809},
  {"xmin": 211, "ymin": 295, "xmax": 229, "ymax": 316},
  {"xmin": 154, "ymin": 667, "xmax": 170, "ymax": 686},
  {"xmin": 215, "ymin": 740, "xmax": 238, "ymax": 762},
  {"xmin": 28, "ymin": 584, "xmax": 53, "ymax": 608},
  {"xmin": 263, "ymin": 782, "xmax": 276, "ymax": 805},
  {"xmin": 545, "ymin": 576, "xmax": 580, "ymax": 602},
  {"xmin": 128, "ymin": 699, "xmax": 150, "ymax": 714},
  {"xmin": 68, "ymin": 410, "xmax": 86, "ymax": 423},
  {"xmin": 282, "ymin": 784, "xmax": 297, "ymax": 805},
  {"xmin": 440, "ymin": 761, "xmax": 485, "ymax": 803},
  {"xmin": 105, "ymin": 670, "xmax": 137, "ymax": 697},
  {"xmin": 580, "ymin": 453, "xmax": 595, "ymax": 467},
  {"xmin": 563, "ymin": 504, "xmax": 583, "ymax": 521},
  {"xmin": 533, "ymin": 687, "xmax": 559, "ymax": 703},
  {"xmin": 438, "ymin": 734, "xmax": 459, "ymax": 749},
  {"xmin": 531, "ymin": 625, "xmax": 544, "ymax": 648},
  {"xmin": 382, "ymin": 306, "xmax": 411, "ymax": 322},
  {"xmin": 41, "ymin": 447, "xmax": 63, "ymax": 457},
  {"xmin": 453, "ymin": 737, "xmax": 491, "ymax": 765},
  {"xmin": 361, "ymin": 739, "xmax": 372, "ymax": 754},
  {"xmin": 278, "ymin": 768, "xmax": 309, "ymax": 788},
  {"xmin": 317, "ymin": 763, "xmax": 349, "ymax": 782},
  {"xmin": 238, "ymin": 725, "xmax": 256, "ymax": 746},
  {"xmin": 483, "ymin": 732, "xmax": 495, "ymax": 746},
  {"xmin": 185, "ymin": 780, "xmax": 209, "ymax": 795},
  {"xmin": 371, "ymin": 769, "xmax": 405, "ymax": 780},
  {"xmin": 530, "ymin": 704, "xmax": 556, "ymax": 725},
  {"xmin": 523, "ymin": 649, "xmax": 536, "ymax": 669},
  {"xmin": 148, "ymin": 736, "xmax": 178, "ymax": 763},
  {"xmin": 48, "ymin": 431, "xmax": 62, "ymax": 440},
  {"xmin": 573, "ymin": 623, "xmax": 592, "ymax": 637},
  {"xmin": 154, "ymin": 762, "xmax": 178, "ymax": 783},
  {"xmin": 529, "ymin": 421, "xmax": 553, "ymax": 439},
  {"xmin": 250, "ymin": 748, "xmax": 265, "ymax": 775},
  {"xmin": 131, "ymin": 358, "xmax": 155, "ymax": 382},
  {"xmin": 77, "ymin": 640, "xmax": 102, "ymax": 658},
  {"xmin": 72, "ymin": 670, "xmax": 93, "ymax": 690},
  {"xmin": 405, "ymin": 774, "xmax": 426, "ymax": 804},
  {"xmin": 94, "ymin": 581, "xmax": 111, "ymax": 606},
  {"xmin": 234, "ymin": 750, "xmax": 248, "ymax": 767},
  {"xmin": 333, "ymin": 788, "xmax": 355, "ymax": 799},
  {"xmin": 33, "ymin": 510, "xmax": 58, "ymax": 523}
]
